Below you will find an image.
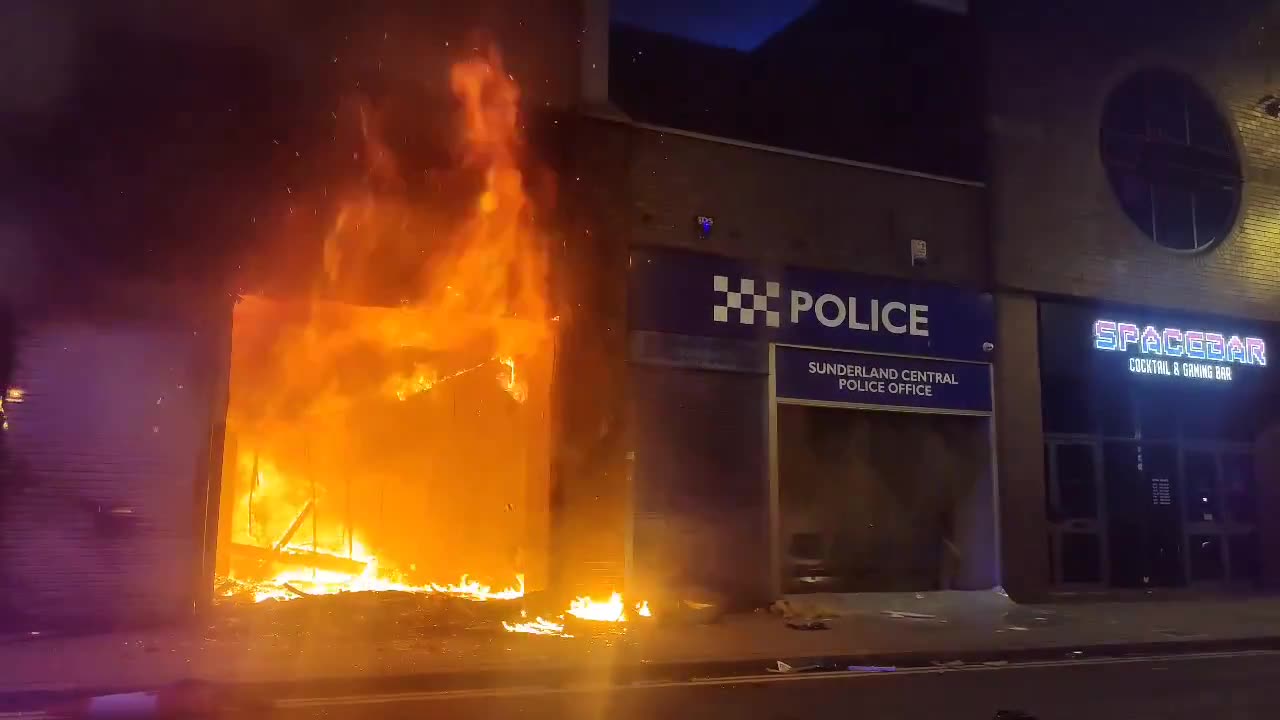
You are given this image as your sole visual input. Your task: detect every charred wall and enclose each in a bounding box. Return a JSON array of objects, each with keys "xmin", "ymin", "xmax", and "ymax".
[{"xmin": 540, "ymin": 113, "xmax": 634, "ymax": 598}]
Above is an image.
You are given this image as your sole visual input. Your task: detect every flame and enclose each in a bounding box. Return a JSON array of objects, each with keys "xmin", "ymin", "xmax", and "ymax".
[
  {"xmin": 217, "ymin": 48, "xmax": 554, "ymax": 604},
  {"xmin": 503, "ymin": 610, "xmax": 568, "ymax": 637},
  {"xmin": 568, "ymin": 592, "xmax": 627, "ymax": 622}
]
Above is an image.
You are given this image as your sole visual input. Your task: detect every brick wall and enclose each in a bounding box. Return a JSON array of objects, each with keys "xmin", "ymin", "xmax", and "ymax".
[
  {"xmin": 624, "ymin": 125, "xmax": 988, "ymax": 287},
  {"xmin": 986, "ymin": 0, "xmax": 1280, "ymax": 318},
  {"xmin": 564, "ymin": 114, "xmax": 990, "ymax": 599},
  {"xmin": 986, "ymin": 0, "xmax": 1280, "ymax": 596},
  {"xmin": 543, "ymin": 114, "xmax": 634, "ymax": 598},
  {"xmin": 992, "ymin": 293, "xmax": 1049, "ymax": 600}
]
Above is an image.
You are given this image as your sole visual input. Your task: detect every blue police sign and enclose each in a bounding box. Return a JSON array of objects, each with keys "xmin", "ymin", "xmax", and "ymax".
[
  {"xmin": 629, "ymin": 246, "xmax": 994, "ymax": 362},
  {"xmin": 775, "ymin": 346, "xmax": 993, "ymax": 414}
]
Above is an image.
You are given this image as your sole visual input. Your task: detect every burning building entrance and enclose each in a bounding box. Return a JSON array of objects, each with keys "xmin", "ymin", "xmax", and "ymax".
[
  {"xmin": 213, "ymin": 52, "xmax": 554, "ymax": 607},
  {"xmin": 215, "ymin": 298, "xmax": 552, "ymax": 603}
]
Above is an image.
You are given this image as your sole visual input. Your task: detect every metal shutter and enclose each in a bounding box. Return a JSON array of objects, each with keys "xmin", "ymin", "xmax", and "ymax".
[
  {"xmin": 0, "ymin": 319, "xmax": 205, "ymax": 627},
  {"xmin": 630, "ymin": 365, "xmax": 771, "ymax": 606}
]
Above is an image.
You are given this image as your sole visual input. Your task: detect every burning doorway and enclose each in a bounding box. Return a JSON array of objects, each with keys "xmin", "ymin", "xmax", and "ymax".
[
  {"xmin": 212, "ymin": 51, "xmax": 554, "ymax": 605},
  {"xmin": 214, "ymin": 297, "xmax": 553, "ymax": 602}
]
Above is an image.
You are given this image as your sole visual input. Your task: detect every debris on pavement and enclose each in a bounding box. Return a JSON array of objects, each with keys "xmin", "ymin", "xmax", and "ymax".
[
  {"xmin": 846, "ymin": 665, "xmax": 897, "ymax": 673},
  {"xmin": 768, "ymin": 660, "xmax": 822, "ymax": 674},
  {"xmin": 882, "ymin": 610, "xmax": 942, "ymax": 621},
  {"xmin": 785, "ymin": 620, "xmax": 830, "ymax": 631}
]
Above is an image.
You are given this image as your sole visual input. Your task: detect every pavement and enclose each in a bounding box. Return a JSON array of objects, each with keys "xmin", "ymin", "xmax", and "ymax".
[
  {"xmin": 265, "ymin": 649, "xmax": 1280, "ymax": 720},
  {"xmin": 5, "ymin": 589, "xmax": 1280, "ymax": 709}
]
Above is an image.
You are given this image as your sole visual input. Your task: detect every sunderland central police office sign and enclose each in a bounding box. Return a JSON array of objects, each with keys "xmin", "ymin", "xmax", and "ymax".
[
  {"xmin": 774, "ymin": 346, "xmax": 993, "ymax": 414},
  {"xmin": 629, "ymin": 246, "xmax": 994, "ymax": 362}
]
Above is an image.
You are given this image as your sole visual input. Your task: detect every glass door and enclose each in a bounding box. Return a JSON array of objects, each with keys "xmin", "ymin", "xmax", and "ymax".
[
  {"xmin": 1103, "ymin": 441, "xmax": 1184, "ymax": 587},
  {"xmin": 1182, "ymin": 446, "xmax": 1260, "ymax": 587},
  {"xmin": 1046, "ymin": 441, "xmax": 1105, "ymax": 585}
]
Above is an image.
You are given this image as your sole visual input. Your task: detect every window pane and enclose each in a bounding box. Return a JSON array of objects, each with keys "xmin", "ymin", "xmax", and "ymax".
[
  {"xmin": 1103, "ymin": 76, "xmax": 1147, "ymax": 135},
  {"xmin": 1228, "ymin": 532, "xmax": 1260, "ymax": 585},
  {"xmin": 1098, "ymin": 381, "xmax": 1135, "ymax": 437},
  {"xmin": 1043, "ymin": 378, "xmax": 1094, "ymax": 433},
  {"xmin": 1144, "ymin": 74, "xmax": 1188, "ymax": 144},
  {"xmin": 1100, "ymin": 69, "xmax": 1240, "ymax": 252},
  {"xmin": 1153, "ymin": 185, "xmax": 1196, "ymax": 250},
  {"xmin": 1186, "ymin": 90, "xmax": 1231, "ymax": 154},
  {"xmin": 1192, "ymin": 188, "xmax": 1233, "ymax": 249},
  {"xmin": 1184, "ymin": 450, "xmax": 1220, "ymax": 523},
  {"xmin": 1189, "ymin": 534, "xmax": 1224, "ymax": 582},
  {"xmin": 1055, "ymin": 444, "xmax": 1098, "ymax": 519},
  {"xmin": 1134, "ymin": 391, "xmax": 1177, "ymax": 439},
  {"xmin": 1112, "ymin": 172, "xmax": 1155, "ymax": 237},
  {"xmin": 1061, "ymin": 533, "xmax": 1102, "ymax": 584},
  {"xmin": 1181, "ymin": 393, "xmax": 1232, "ymax": 440},
  {"xmin": 1222, "ymin": 453, "xmax": 1256, "ymax": 524}
]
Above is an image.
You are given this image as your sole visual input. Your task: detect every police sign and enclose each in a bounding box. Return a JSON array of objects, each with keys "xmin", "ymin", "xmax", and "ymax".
[{"xmin": 629, "ymin": 246, "xmax": 994, "ymax": 362}]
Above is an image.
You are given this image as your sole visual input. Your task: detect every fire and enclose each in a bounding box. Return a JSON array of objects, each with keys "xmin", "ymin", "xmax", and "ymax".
[
  {"xmin": 500, "ymin": 593, "xmax": 654, "ymax": 638},
  {"xmin": 217, "ymin": 48, "xmax": 554, "ymax": 605},
  {"xmin": 568, "ymin": 592, "xmax": 626, "ymax": 622},
  {"xmin": 502, "ymin": 611, "xmax": 567, "ymax": 637}
]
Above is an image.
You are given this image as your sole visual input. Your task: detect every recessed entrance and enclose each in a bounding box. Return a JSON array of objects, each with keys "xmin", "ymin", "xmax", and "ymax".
[{"xmin": 777, "ymin": 405, "xmax": 995, "ymax": 593}]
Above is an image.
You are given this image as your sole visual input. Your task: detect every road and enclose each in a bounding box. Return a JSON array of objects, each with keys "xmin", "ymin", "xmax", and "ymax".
[{"xmin": 269, "ymin": 650, "xmax": 1280, "ymax": 720}]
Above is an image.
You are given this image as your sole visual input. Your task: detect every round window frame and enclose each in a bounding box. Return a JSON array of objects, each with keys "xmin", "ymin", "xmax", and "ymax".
[{"xmin": 1097, "ymin": 66, "xmax": 1244, "ymax": 255}]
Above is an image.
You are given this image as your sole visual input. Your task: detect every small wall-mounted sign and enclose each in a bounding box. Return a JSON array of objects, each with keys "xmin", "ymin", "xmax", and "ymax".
[{"xmin": 910, "ymin": 238, "xmax": 928, "ymax": 267}]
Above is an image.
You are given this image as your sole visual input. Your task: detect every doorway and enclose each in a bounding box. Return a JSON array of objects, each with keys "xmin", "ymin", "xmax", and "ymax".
[
  {"xmin": 776, "ymin": 405, "xmax": 995, "ymax": 593},
  {"xmin": 1045, "ymin": 440, "xmax": 1106, "ymax": 586}
]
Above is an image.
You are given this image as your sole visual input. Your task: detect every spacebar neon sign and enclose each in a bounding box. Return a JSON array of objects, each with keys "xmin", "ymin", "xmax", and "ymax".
[{"xmin": 1093, "ymin": 319, "xmax": 1266, "ymax": 381}]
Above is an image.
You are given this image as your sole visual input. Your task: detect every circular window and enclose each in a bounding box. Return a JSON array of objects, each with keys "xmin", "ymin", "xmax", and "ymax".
[{"xmin": 1100, "ymin": 69, "xmax": 1242, "ymax": 251}]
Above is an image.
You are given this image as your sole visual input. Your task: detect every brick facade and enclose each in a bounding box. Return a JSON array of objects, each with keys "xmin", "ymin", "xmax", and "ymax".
[
  {"xmin": 986, "ymin": 0, "xmax": 1280, "ymax": 597},
  {"xmin": 568, "ymin": 112, "xmax": 990, "ymax": 602},
  {"xmin": 625, "ymin": 125, "xmax": 987, "ymax": 283},
  {"xmin": 986, "ymin": 0, "xmax": 1280, "ymax": 316}
]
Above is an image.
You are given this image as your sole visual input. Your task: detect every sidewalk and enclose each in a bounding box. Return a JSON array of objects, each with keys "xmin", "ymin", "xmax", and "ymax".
[{"xmin": 4, "ymin": 590, "xmax": 1280, "ymax": 701}]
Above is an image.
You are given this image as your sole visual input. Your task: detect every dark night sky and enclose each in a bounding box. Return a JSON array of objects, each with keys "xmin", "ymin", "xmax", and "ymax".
[{"xmin": 612, "ymin": 0, "xmax": 818, "ymax": 50}]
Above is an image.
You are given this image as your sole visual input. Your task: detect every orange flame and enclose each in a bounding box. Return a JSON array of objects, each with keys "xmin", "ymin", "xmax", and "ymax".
[{"xmin": 218, "ymin": 48, "xmax": 554, "ymax": 604}]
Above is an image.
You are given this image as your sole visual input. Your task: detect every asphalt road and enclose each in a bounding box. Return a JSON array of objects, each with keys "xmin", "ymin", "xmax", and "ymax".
[{"xmin": 269, "ymin": 650, "xmax": 1280, "ymax": 720}]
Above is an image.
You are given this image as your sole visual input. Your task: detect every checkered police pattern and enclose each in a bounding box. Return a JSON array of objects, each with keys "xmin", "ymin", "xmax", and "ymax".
[{"xmin": 713, "ymin": 275, "xmax": 781, "ymax": 327}]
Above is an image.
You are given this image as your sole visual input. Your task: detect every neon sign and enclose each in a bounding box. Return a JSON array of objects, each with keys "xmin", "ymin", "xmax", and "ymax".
[{"xmin": 1093, "ymin": 319, "xmax": 1266, "ymax": 381}]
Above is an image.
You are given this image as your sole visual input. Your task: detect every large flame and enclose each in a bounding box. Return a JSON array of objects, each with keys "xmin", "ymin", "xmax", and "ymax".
[
  {"xmin": 217, "ymin": 48, "xmax": 552, "ymax": 606},
  {"xmin": 215, "ymin": 48, "xmax": 649, "ymax": 635}
]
